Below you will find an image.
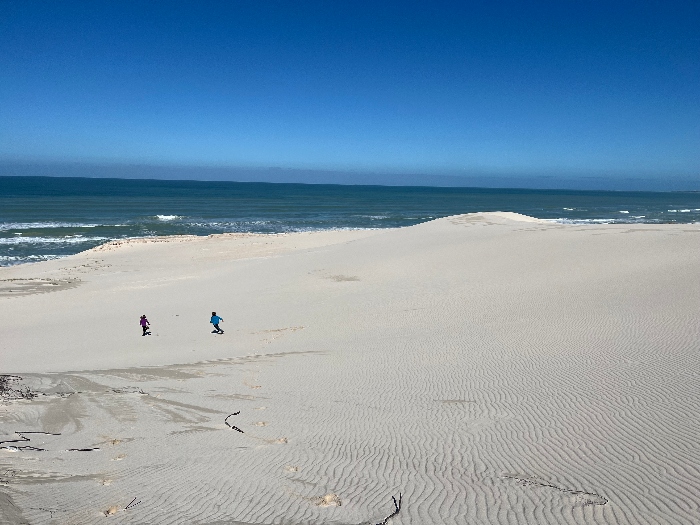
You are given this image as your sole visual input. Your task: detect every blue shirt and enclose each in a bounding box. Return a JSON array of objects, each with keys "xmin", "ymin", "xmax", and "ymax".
[{"xmin": 211, "ymin": 316, "xmax": 223, "ymax": 324}]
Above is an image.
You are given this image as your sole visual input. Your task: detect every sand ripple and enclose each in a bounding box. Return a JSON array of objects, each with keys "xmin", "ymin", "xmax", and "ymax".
[{"xmin": 1, "ymin": 215, "xmax": 699, "ymax": 524}]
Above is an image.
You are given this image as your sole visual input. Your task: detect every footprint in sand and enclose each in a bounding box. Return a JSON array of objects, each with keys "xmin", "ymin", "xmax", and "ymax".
[
  {"xmin": 284, "ymin": 465, "xmax": 299, "ymax": 473},
  {"xmin": 315, "ymin": 493, "xmax": 342, "ymax": 507},
  {"xmin": 111, "ymin": 454, "xmax": 126, "ymax": 461},
  {"xmin": 104, "ymin": 506, "xmax": 119, "ymax": 516},
  {"xmin": 253, "ymin": 421, "xmax": 268, "ymax": 427}
]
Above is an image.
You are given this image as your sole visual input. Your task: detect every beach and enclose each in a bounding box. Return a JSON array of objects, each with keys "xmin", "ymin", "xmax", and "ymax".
[{"xmin": 1, "ymin": 212, "xmax": 699, "ymax": 524}]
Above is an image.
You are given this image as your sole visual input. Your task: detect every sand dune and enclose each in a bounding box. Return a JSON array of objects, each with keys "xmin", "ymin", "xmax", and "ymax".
[{"xmin": 1, "ymin": 213, "xmax": 699, "ymax": 524}]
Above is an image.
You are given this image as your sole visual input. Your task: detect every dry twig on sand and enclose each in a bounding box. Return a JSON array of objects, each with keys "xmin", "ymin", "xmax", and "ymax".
[
  {"xmin": 374, "ymin": 494, "xmax": 402, "ymax": 525},
  {"xmin": 125, "ymin": 497, "xmax": 141, "ymax": 510},
  {"xmin": 225, "ymin": 411, "xmax": 244, "ymax": 433},
  {"xmin": 0, "ymin": 431, "xmax": 61, "ymax": 452}
]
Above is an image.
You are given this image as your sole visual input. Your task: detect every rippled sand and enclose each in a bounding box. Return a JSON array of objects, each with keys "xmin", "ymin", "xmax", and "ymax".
[{"xmin": 1, "ymin": 213, "xmax": 699, "ymax": 524}]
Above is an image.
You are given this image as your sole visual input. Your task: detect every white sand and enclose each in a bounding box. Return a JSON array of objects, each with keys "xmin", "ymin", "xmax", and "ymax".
[{"xmin": 1, "ymin": 213, "xmax": 699, "ymax": 524}]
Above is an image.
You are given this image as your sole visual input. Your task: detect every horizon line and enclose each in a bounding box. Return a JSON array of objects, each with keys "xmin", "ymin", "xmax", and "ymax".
[{"xmin": 1, "ymin": 159, "xmax": 698, "ymax": 193}]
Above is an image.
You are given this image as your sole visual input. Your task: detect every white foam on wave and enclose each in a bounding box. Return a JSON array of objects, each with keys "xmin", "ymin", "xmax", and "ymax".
[
  {"xmin": 357, "ymin": 215, "xmax": 390, "ymax": 220},
  {"xmin": 0, "ymin": 222, "xmax": 103, "ymax": 231},
  {"xmin": 155, "ymin": 215, "xmax": 181, "ymax": 221},
  {"xmin": 0, "ymin": 254, "xmax": 64, "ymax": 262},
  {"xmin": 296, "ymin": 226, "xmax": 377, "ymax": 233},
  {"xmin": 0, "ymin": 236, "xmax": 109, "ymax": 245},
  {"xmin": 619, "ymin": 210, "xmax": 629, "ymax": 214},
  {"xmin": 184, "ymin": 220, "xmax": 273, "ymax": 229},
  {"xmin": 545, "ymin": 217, "xmax": 660, "ymax": 225},
  {"xmin": 544, "ymin": 218, "xmax": 615, "ymax": 224}
]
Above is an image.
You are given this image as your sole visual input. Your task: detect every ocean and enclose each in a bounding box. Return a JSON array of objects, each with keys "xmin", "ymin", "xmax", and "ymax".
[{"xmin": 1, "ymin": 176, "xmax": 699, "ymax": 266}]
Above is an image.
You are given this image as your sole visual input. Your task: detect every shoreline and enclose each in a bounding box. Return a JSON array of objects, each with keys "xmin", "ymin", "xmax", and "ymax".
[{"xmin": 3, "ymin": 198, "xmax": 700, "ymax": 269}]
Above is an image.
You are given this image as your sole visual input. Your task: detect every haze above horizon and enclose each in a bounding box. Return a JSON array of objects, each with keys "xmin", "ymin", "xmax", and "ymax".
[{"xmin": 1, "ymin": 1, "xmax": 698, "ymax": 190}]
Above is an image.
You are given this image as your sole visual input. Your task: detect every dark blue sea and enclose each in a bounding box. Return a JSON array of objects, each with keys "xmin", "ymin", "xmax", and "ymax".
[{"xmin": 1, "ymin": 176, "xmax": 699, "ymax": 266}]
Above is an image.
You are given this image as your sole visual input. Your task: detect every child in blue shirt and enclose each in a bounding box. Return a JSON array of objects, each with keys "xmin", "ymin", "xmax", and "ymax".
[{"xmin": 210, "ymin": 312, "xmax": 224, "ymax": 334}]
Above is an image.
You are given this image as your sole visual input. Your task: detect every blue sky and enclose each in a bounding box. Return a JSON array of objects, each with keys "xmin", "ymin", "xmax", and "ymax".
[{"xmin": 1, "ymin": 1, "xmax": 698, "ymax": 187}]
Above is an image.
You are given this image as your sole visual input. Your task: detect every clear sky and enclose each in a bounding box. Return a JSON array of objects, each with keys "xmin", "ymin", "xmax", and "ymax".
[{"xmin": 1, "ymin": 1, "xmax": 698, "ymax": 187}]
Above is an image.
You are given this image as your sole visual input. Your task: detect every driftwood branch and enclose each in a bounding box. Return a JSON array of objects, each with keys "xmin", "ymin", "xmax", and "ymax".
[
  {"xmin": 225, "ymin": 411, "xmax": 244, "ymax": 433},
  {"xmin": 0, "ymin": 431, "xmax": 61, "ymax": 451},
  {"xmin": 125, "ymin": 497, "xmax": 141, "ymax": 510},
  {"xmin": 375, "ymin": 493, "xmax": 402, "ymax": 525}
]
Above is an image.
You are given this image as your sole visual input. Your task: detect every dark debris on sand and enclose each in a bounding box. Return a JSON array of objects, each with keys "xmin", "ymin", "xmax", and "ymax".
[{"xmin": 0, "ymin": 375, "xmax": 39, "ymax": 402}]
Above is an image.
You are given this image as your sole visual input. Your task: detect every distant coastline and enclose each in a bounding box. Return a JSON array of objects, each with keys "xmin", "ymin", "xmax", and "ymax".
[{"xmin": 2, "ymin": 160, "xmax": 699, "ymax": 192}]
